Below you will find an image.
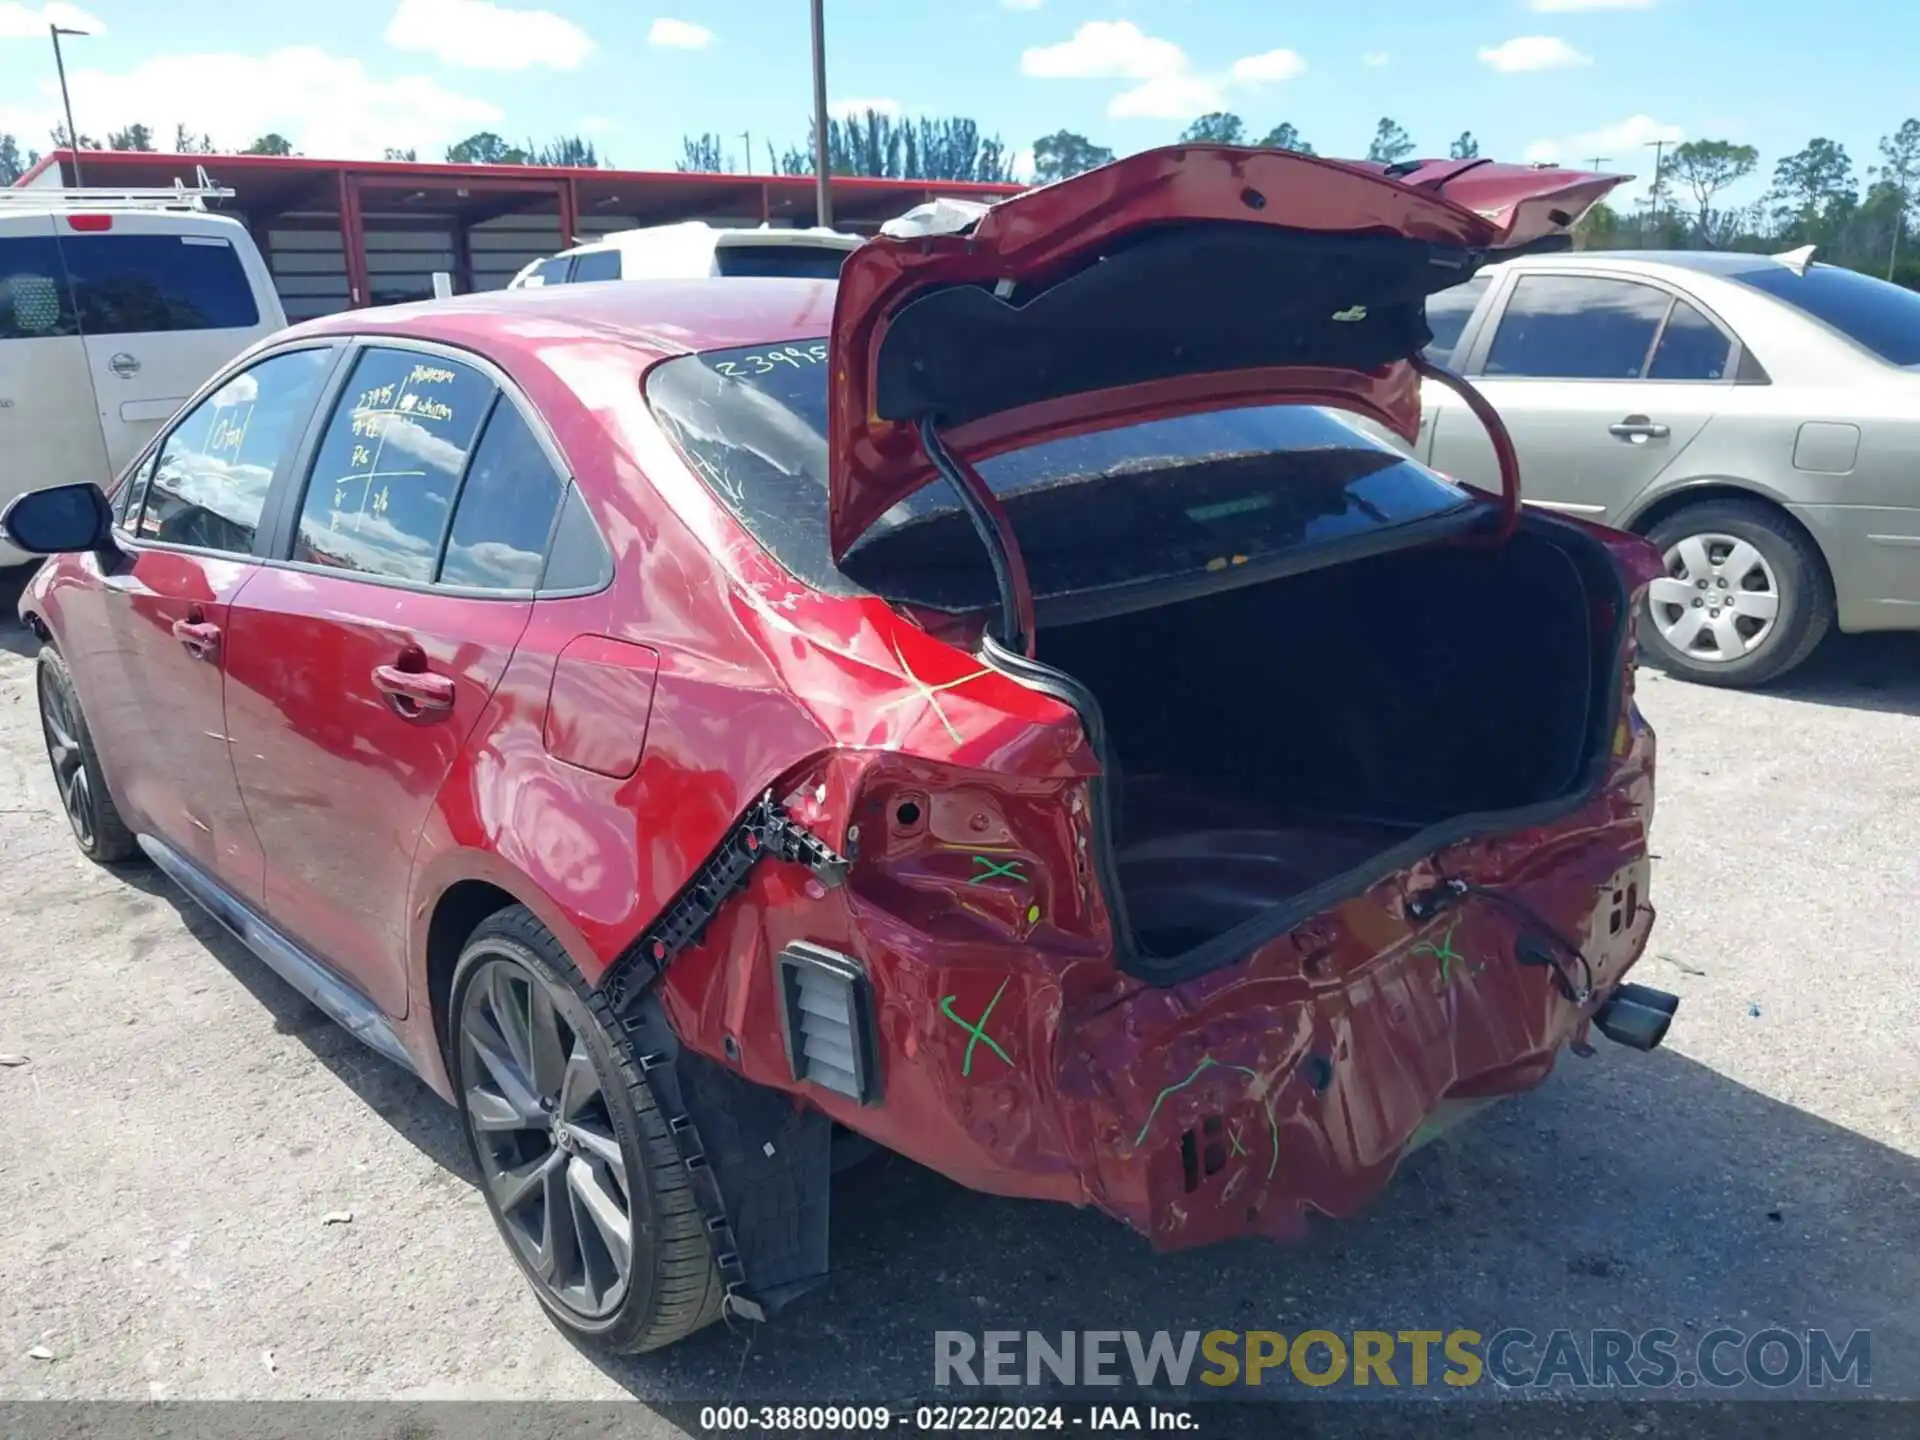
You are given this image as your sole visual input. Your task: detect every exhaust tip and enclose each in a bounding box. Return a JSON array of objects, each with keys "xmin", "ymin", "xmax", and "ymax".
[{"xmin": 1592, "ymin": 984, "xmax": 1680, "ymax": 1052}]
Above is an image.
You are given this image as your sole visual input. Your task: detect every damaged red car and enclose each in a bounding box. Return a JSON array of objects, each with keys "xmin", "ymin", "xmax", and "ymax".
[{"xmin": 10, "ymin": 146, "xmax": 1677, "ymax": 1355}]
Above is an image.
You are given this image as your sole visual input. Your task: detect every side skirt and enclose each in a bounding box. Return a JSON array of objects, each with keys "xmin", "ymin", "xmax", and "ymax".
[{"xmin": 137, "ymin": 835, "xmax": 417, "ymax": 1076}]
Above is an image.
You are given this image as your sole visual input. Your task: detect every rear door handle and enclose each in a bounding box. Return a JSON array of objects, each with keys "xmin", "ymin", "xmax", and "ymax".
[
  {"xmin": 1608, "ymin": 416, "xmax": 1671, "ymax": 442},
  {"xmin": 372, "ymin": 664, "xmax": 455, "ymax": 716},
  {"xmin": 171, "ymin": 618, "xmax": 221, "ymax": 660}
]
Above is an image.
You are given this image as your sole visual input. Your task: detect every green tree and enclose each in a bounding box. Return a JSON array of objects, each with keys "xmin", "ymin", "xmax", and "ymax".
[
  {"xmin": 243, "ymin": 133, "xmax": 295, "ymax": 156},
  {"xmin": 1256, "ymin": 122, "xmax": 1312, "ymax": 154},
  {"xmin": 1768, "ymin": 137, "xmax": 1855, "ymax": 240},
  {"xmin": 1873, "ymin": 118, "xmax": 1920, "ymax": 277},
  {"xmin": 1670, "ymin": 139, "xmax": 1759, "ymax": 241},
  {"xmin": 678, "ymin": 133, "xmax": 730, "ymax": 173},
  {"xmin": 446, "ymin": 132, "xmax": 527, "ymax": 165},
  {"xmin": 52, "ymin": 125, "xmax": 100, "ymax": 151},
  {"xmin": 108, "ymin": 123, "xmax": 155, "ymax": 152},
  {"xmin": 1573, "ymin": 200, "xmax": 1621, "ymax": 251},
  {"xmin": 1031, "ymin": 129, "xmax": 1113, "ymax": 183},
  {"xmin": 1180, "ymin": 112, "xmax": 1245, "ymax": 145},
  {"xmin": 528, "ymin": 135, "xmax": 600, "ymax": 167},
  {"xmin": 1448, "ymin": 131, "xmax": 1479, "ymax": 161},
  {"xmin": 1366, "ymin": 117, "xmax": 1415, "ymax": 165},
  {"xmin": 0, "ymin": 133, "xmax": 37, "ymax": 184},
  {"xmin": 769, "ymin": 138, "xmax": 811, "ymax": 176},
  {"xmin": 172, "ymin": 123, "xmax": 214, "ymax": 154}
]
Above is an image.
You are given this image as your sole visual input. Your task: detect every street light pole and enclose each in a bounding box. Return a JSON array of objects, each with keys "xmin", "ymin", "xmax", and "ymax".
[
  {"xmin": 49, "ymin": 23, "xmax": 86, "ymax": 186},
  {"xmin": 809, "ymin": 0, "xmax": 832, "ymax": 227}
]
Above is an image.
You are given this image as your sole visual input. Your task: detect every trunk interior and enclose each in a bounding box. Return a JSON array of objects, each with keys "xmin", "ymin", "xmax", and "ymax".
[{"xmin": 1038, "ymin": 523, "xmax": 1621, "ymax": 959}]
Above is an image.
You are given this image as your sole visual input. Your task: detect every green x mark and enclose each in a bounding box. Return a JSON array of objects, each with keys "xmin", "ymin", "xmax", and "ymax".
[
  {"xmin": 969, "ymin": 856, "xmax": 1028, "ymax": 885},
  {"xmin": 940, "ymin": 979, "xmax": 1014, "ymax": 1077},
  {"xmin": 1410, "ymin": 924, "xmax": 1481, "ymax": 988}
]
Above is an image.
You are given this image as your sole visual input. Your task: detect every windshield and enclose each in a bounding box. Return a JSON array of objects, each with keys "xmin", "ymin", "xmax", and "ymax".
[
  {"xmin": 646, "ymin": 340, "xmax": 1474, "ymax": 611},
  {"xmin": 1729, "ymin": 262, "xmax": 1920, "ymax": 367}
]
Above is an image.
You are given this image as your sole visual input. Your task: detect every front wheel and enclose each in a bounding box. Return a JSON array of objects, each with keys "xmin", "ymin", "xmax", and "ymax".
[
  {"xmin": 1637, "ymin": 500, "xmax": 1833, "ymax": 687},
  {"xmin": 449, "ymin": 908, "xmax": 725, "ymax": 1353},
  {"xmin": 36, "ymin": 646, "xmax": 138, "ymax": 864}
]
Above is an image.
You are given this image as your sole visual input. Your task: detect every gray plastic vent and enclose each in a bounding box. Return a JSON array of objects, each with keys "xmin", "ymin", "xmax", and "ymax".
[{"xmin": 776, "ymin": 943, "xmax": 880, "ymax": 1105}]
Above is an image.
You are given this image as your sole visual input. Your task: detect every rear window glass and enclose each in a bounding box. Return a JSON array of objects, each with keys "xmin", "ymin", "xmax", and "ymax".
[
  {"xmin": 1728, "ymin": 262, "xmax": 1920, "ymax": 367},
  {"xmin": 647, "ymin": 339, "xmax": 1473, "ymax": 612},
  {"xmin": 0, "ymin": 234, "xmax": 78, "ymax": 340},
  {"xmin": 569, "ymin": 249, "xmax": 622, "ymax": 283},
  {"xmin": 713, "ymin": 244, "xmax": 851, "ymax": 280},
  {"xmin": 58, "ymin": 232, "xmax": 260, "ymax": 334}
]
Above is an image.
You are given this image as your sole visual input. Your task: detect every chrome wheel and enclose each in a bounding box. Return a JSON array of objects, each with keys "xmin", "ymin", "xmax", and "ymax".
[
  {"xmin": 38, "ymin": 668, "xmax": 94, "ymax": 849},
  {"xmin": 1646, "ymin": 531, "xmax": 1781, "ymax": 663},
  {"xmin": 457, "ymin": 958, "xmax": 633, "ymax": 1320}
]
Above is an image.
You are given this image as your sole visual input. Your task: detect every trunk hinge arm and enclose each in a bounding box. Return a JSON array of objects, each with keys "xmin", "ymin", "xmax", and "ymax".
[
  {"xmin": 1412, "ymin": 354, "xmax": 1522, "ymax": 544},
  {"xmin": 590, "ymin": 791, "xmax": 850, "ymax": 1325},
  {"xmin": 915, "ymin": 416, "xmax": 1037, "ymax": 657},
  {"xmin": 597, "ymin": 789, "xmax": 850, "ymax": 1016}
]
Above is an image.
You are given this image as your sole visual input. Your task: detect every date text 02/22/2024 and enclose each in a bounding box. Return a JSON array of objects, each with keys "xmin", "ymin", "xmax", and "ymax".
[{"xmin": 694, "ymin": 1405, "xmax": 1200, "ymax": 1433}]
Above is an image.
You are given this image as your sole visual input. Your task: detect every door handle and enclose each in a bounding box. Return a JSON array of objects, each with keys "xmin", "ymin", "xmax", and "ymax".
[
  {"xmin": 372, "ymin": 664, "xmax": 455, "ymax": 716},
  {"xmin": 1608, "ymin": 416, "xmax": 1671, "ymax": 442},
  {"xmin": 171, "ymin": 617, "xmax": 221, "ymax": 660}
]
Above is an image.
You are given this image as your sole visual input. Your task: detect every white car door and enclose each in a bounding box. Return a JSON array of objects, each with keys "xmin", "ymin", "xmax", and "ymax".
[
  {"xmin": 0, "ymin": 215, "xmax": 112, "ymax": 546},
  {"xmin": 56, "ymin": 212, "xmax": 284, "ymax": 472}
]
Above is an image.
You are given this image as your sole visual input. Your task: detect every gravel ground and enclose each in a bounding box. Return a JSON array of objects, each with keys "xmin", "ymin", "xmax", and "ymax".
[{"xmin": 0, "ymin": 592, "xmax": 1915, "ymax": 1419}]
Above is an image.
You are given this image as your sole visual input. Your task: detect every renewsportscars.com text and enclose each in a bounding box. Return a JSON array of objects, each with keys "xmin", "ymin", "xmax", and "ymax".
[{"xmin": 934, "ymin": 1327, "xmax": 1872, "ymax": 1391}]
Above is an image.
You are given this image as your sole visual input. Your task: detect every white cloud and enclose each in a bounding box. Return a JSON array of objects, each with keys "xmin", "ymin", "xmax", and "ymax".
[
  {"xmin": 1530, "ymin": 0, "xmax": 1653, "ymax": 11},
  {"xmin": 1001, "ymin": 0, "xmax": 1044, "ymax": 9},
  {"xmin": 829, "ymin": 97, "xmax": 903, "ymax": 119},
  {"xmin": 1362, "ymin": 51, "xmax": 1391, "ymax": 67},
  {"xmin": 578, "ymin": 115, "xmax": 617, "ymax": 135},
  {"xmin": 385, "ymin": 0, "xmax": 592, "ymax": 71},
  {"xmin": 1021, "ymin": 20, "xmax": 1185, "ymax": 80},
  {"xmin": 1231, "ymin": 49, "xmax": 1306, "ymax": 84},
  {"xmin": 0, "ymin": 2, "xmax": 102, "ymax": 37},
  {"xmin": 1478, "ymin": 35, "xmax": 1590, "ymax": 72},
  {"xmin": 0, "ymin": 47, "xmax": 502, "ymax": 159},
  {"xmin": 648, "ymin": 17, "xmax": 712, "ymax": 50},
  {"xmin": 1111, "ymin": 73, "xmax": 1227, "ymax": 120},
  {"xmin": 1524, "ymin": 114, "xmax": 1682, "ymax": 198}
]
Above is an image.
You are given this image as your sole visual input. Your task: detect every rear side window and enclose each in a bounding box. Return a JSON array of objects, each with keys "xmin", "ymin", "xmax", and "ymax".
[
  {"xmin": 1728, "ymin": 262, "xmax": 1920, "ymax": 367},
  {"xmin": 524, "ymin": 256, "xmax": 572, "ymax": 287},
  {"xmin": 713, "ymin": 244, "xmax": 850, "ymax": 280},
  {"xmin": 1647, "ymin": 300, "xmax": 1733, "ymax": 381},
  {"xmin": 647, "ymin": 339, "xmax": 1474, "ymax": 611},
  {"xmin": 1422, "ymin": 275, "xmax": 1489, "ymax": 367},
  {"xmin": 133, "ymin": 347, "xmax": 334, "ymax": 553},
  {"xmin": 0, "ymin": 235, "xmax": 78, "ymax": 340},
  {"xmin": 58, "ymin": 232, "xmax": 260, "ymax": 334},
  {"xmin": 568, "ymin": 249, "xmax": 622, "ymax": 283},
  {"xmin": 439, "ymin": 403, "xmax": 565, "ymax": 589},
  {"xmin": 1484, "ymin": 275, "xmax": 1670, "ymax": 379},
  {"xmin": 293, "ymin": 347, "xmax": 494, "ymax": 582}
]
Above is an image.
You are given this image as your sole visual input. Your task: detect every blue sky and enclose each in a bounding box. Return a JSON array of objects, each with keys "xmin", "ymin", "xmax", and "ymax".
[{"xmin": 1, "ymin": 0, "xmax": 1914, "ymax": 206}]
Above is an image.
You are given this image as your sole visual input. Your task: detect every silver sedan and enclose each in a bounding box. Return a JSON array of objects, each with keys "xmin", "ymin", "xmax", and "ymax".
[{"xmin": 1413, "ymin": 249, "xmax": 1920, "ymax": 686}]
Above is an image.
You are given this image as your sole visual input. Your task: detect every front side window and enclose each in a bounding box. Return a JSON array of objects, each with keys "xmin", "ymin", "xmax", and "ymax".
[
  {"xmin": 293, "ymin": 347, "xmax": 495, "ymax": 582},
  {"xmin": 439, "ymin": 403, "xmax": 565, "ymax": 589},
  {"xmin": 525, "ymin": 256, "xmax": 572, "ymax": 287},
  {"xmin": 1484, "ymin": 275, "xmax": 1672, "ymax": 380},
  {"xmin": 0, "ymin": 235, "xmax": 78, "ymax": 340},
  {"xmin": 568, "ymin": 249, "xmax": 622, "ymax": 283},
  {"xmin": 647, "ymin": 339, "xmax": 1474, "ymax": 611},
  {"xmin": 58, "ymin": 232, "xmax": 260, "ymax": 335},
  {"xmin": 133, "ymin": 347, "xmax": 334, "ymax": 553},
  {"xmin": 1422, "ymin": 275, "xmax": 1490, "ymax": 367}
]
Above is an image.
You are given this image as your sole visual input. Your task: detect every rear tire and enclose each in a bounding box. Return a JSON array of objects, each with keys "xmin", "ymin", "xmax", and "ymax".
[
  {"xmin": 36, "ymin": 645, "xmax": 138, "ymax": 864},
  {"xmin": 1637, "ymin": 500, "xmax": 1832, "ymax": 687},
  {"xmin": 449, "ymin": 907, "xmax": 725, "ymax": 1353}
]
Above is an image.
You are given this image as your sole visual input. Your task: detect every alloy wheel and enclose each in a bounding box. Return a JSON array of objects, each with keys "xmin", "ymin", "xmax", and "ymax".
[
  {"xmin": 38, "ymin": 671, "xmax": 94, "ymax": 850},
  {"xmin": 1645, "ymin": 531, "xmax": 1782, "ymax": 664},
  {"xmin": 457, "ymin": 958, "xmax": 634, "ymax": 1320}
]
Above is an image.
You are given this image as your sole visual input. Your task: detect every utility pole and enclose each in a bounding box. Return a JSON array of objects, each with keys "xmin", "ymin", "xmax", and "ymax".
[
  {"xmin": 809, "ymin": 0, "xmax": 833, "ymax": 227},
  {"xmin": 1587, "ymin": 155, "xmax": 1612, "ymax": 172},
  {"xmin": 741, "ymin": 131, "xmax": 752, "ymax": 176},
  {"xmin": 1644, "ymin": 138, "xmax": 1671, "ymax": 216},
  {"xmin": 50, "ymin": 23, "xmax": 87, "ymax": 185}
]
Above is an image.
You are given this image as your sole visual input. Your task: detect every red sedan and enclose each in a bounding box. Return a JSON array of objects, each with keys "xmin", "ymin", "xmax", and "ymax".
[{"xmin": 7, "ymin": 147, "xmax": 1676, "ymax": 1355}]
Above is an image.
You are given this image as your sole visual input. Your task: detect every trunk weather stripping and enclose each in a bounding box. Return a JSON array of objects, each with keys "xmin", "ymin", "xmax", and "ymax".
[
  {"xmin": 915, "ymin": 416, "xmax": 1035, "ymax": 657},
  {"xmin": 1413, "ymin": 354, "xmax": 1524, "ymax": 543}
]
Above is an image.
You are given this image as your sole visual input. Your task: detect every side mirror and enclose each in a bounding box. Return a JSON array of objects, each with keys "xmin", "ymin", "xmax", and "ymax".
[{"xmin": 1, "ymin": 483, "xmax": 115, "ymax": 555}]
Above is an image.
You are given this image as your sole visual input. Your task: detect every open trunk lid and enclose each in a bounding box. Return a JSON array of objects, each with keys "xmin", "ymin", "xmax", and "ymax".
[{"xmin": 826, "ymin": 146, "xmax": 1624, "ymax": 562}]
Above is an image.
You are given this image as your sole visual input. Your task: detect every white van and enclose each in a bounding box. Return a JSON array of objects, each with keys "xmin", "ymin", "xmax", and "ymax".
[
  {"xmin": 509, "ymin": 220, "xmax": 862, "ymax": 289},
  {"xmin": 0, "ymin": 183, "xmax": 285, "ymax": 565}
]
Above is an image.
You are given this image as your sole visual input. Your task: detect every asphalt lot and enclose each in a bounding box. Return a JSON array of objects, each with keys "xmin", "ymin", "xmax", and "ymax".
[{"xmin": 0, "ymin": 595, "xmax": 1916, "ymax": 1417}]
